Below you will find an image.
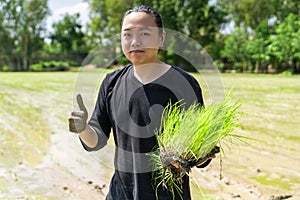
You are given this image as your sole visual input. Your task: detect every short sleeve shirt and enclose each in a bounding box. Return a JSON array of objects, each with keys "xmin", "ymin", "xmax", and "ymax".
[{"xmin": 83, "ymin": 65, "xmax": 204, "ymax": 200}]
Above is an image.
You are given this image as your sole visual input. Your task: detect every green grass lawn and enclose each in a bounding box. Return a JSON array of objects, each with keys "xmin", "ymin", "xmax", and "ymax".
[{"xmin": 0, "ymin": 71, "xmax": 299, "ymax": 199}]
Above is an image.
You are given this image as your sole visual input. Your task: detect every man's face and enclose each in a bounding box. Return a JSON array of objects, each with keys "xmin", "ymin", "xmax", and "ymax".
[{"xmin": 121, "ymin": 12, "xmax": 164, "ymax": 66}]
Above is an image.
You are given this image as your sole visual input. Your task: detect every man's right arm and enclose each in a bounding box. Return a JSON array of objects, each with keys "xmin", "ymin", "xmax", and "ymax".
[
  {"xmin": 69, "ymin": 94, "xmax": 99, "ymax": 149},
  {"xmin": 78, "ymin": 125, "xmax": 98, "ymax": 149}
]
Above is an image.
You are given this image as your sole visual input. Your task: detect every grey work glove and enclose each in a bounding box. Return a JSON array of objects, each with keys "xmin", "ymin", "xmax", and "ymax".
[{"xmin": 68, "ymin": 94, "xmax": 88, "ymax": 133}]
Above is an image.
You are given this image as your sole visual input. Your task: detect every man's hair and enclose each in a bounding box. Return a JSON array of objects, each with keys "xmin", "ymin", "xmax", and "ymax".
[{"xmin": 122, "ymin": 5, "xmax": 164, "ymax": 35}]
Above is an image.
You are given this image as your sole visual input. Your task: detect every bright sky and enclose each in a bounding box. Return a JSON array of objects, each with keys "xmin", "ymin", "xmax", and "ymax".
[{"xmin": 46, "ymin": 0, "xmax": 90, "ymax": 32}]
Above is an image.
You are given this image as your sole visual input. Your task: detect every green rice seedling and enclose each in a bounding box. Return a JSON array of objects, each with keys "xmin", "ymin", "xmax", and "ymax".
[{"xmin": 149, "ymin": 95, "xmax": 248, "ymax": 199}]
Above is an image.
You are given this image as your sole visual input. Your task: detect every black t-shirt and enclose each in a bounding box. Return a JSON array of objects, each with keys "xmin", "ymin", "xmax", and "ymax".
[{"xmin": 82, "ymin": 64, "xmax": 204, "ymax": 200}]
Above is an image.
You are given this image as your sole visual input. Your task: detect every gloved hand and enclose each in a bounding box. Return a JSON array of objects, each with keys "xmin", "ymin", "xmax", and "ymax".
[{"xmin": 69, "ymin": 94, "xmax": 88, "ymax": 133}]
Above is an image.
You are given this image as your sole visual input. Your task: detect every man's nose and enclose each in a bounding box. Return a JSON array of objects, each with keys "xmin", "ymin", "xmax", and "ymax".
[{"xmin": 131, "ymin": 35, "xmax": 141, "ymax": 47}]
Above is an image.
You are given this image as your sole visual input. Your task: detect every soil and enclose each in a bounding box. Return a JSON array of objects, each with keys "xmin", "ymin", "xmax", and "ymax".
[{"xmin": 0, "ymin": 73, "xmax": 299, "ymax": 200}]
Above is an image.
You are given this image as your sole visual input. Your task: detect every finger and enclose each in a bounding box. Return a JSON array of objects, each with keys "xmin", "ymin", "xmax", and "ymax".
[
  {"xmin": 68, "ymin": 117, "xmax": 79, "ymax": 128},
  {"xmin": 69, "ymin": 117, "xmax": 84, "ymax": 124},
  {"xmin": 71, "ymin": 111, "xmax": 86, "ymax": 118},
  {"xmin": 76, "ymin": 94, "xmax": 87, "ymax": 113},
  {"xmin": 68, "ymin": 119, "xmax": 78, "ymax": 132},
  {"xmin": 68, "ymin": 116, "xmax": 81, "ymax": 122},
  {"xmin": 69, "ymin": 118, "xmax": 86, "ymax": 133},
  {"xmin": 69, "ymin": 124, "xmax": 85, "ymax": 133},
  {"xmin": 69, "ymin": 122, "xmax": 78, "ymax": 132},
  {"xmin": 170, "ymin": 161, "xmax": 180, "ymax": 169}
]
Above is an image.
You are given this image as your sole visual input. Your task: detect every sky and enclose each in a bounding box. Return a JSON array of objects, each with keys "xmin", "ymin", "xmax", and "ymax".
[{"xmin": 46, "ymin": 0, "xmax": 90, "ymax": 32}]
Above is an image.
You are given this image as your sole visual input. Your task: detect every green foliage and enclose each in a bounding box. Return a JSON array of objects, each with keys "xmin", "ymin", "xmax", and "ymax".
[
  {"xmin": 29, "ymin": 61, "xmax": 70, "ymax": 71},
  {"xmin": 221, "ymin": 28, "xmax": 249, "ymax": 71},
  {"xmin": 182, "ymin": 0, "xmax": 226, "ymax": 48},
  {"xmin": 266, "ymin": 14, "xmax": 300, "ymax": 73},
  {"xmin": 272, "ymin": 0, "xmax": 300, "ymax": 24},
  {"xmin": 158, "ymin": 96, "xmax": 242, "ymax": 161},
  {"xmin": 50, "ymin": 13, "xmax": 88, "ymax": 55},
  {"xmin": 86, "ymin": 0, "xmax": 130, "ymax": 44},
  {"xmin": 0, "ymin": 0, "xmax": 49, "ymax": 71},
  {"xmin": 246, "ymin": 20, "xmax": 274, "ymax": 72},
  {"xmin": 43, "ymin": 43, "xmax": 62, "ymax": 55},
  {"xmin": 149, "ymin": 95, "xmax": 249, "ymax": 199},
  {"xmin": 214, "ymin": 60, "xmax": 225, "ymax": 72},
  {"xmin": 220, "ymin": 12, "xmax": 300, "ymax": 73},
  {"xmin": 281, "ymin": 70, "xmax": 293, "ymax": 76},
  {"xmin": 217, "ymin": 0, "xmax": 279, "ymax": 30},
  {"xmin": 116, "ymin": 55, "xmax": 129, "ymax": 66},
  {"xmin": 86, "ymin": 0, "xmax": 226, "ymax": 68},
  {"xmin": 0, "ymin": 0, "xmax": 299, "ymax": 73},
  {"xmin": 2, "ymin": 65, "xmax": 10, "ymax": 72}
]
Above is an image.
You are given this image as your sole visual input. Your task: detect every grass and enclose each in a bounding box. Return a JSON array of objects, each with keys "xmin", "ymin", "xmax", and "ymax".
[
  {"xmin": 149, "ymin": 95, "xmax": 250, "ymax": 199},
  {"xmin": 0, "ymin": 71, "xmax": 299, "ymax": 199},
  {"xmin": 250, "ymin": 175, "xmax": 293, "ymax": 190}
]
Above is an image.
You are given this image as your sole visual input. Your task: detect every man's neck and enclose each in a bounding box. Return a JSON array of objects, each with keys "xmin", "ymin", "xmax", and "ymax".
[{"xmin": 133, "ymin": 62, "xmax": 170, "ymax": 84}]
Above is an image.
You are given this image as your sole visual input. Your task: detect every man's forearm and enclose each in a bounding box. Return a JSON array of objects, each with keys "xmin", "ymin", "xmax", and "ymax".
[{"xmin": 79, "ymin": 125, "xmax": 98, "ymax": 148}]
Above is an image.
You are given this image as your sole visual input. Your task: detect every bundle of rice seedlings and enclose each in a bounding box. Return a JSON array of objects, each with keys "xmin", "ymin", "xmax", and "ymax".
[{"xmin": 149, "ymin": 95, "xmax": 247, "ymax": 199}]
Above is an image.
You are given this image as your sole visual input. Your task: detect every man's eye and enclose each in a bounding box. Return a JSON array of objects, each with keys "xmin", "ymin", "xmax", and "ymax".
[
  {"xmin": 141, "ymin": 32, "xmax": 150, "ymax": 37},
  {"xmin": 123, "ymin": 33, "xmax": 131, "ymax": 37}
]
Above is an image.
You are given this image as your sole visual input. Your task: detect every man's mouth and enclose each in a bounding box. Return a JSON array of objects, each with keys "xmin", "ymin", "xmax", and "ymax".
[{"xmin": 129, "ymin": 49, "xmax": 145, "ymax": 53}]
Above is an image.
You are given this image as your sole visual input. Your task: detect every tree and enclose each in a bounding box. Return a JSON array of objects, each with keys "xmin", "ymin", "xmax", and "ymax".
[
  {"xmin": 215, "ymin": 0, "xmax": 300, "ymax": 73},
  {"xmin": 22, "ymin": 0, "xmax": 49, "ymax": 70},
  {"xmin": 221, "ymin": 28, "xmax": 249, "ymax": 72},
  {"xmin": 0, "ymin": 0, "xmax": 24, "ymax": 70},
  {"xmin": 0, "ymin": 0, "xmax": 49, "ymax": 71},
  {"xmin": 184, "ymin": 0, "xmax": 226, "ymax": 48},
  {"xmin": 86, "ymin": 0, "xmax": 226, "ymax": 69},
  {"xmin": 153, "ymin": 0, "xmax": 226, "ymax": 63},
  {"xmin": 217, "ymin": 0, "xmax": 279, "ymax": 31},
  {"xmin": 86, "ymin": 0, "xmax": 130, "ymax": 47},
  {"xmin": 50, "ymin": 13, "xmax": 88, "ymax": 61},
  {"xmin": 267, "ymin": 14, "xmax": 300, "ymax": 73},
  {"xmin": 0, "ymin": 5, "xmax": 13, "ymax": 70},
  {"xmin": 274, "ymin": 0, "xmax": 300, "ymax": 24},
  {"xmin": 247, "ymin": 20, "xmax": 275, "ymax": 73}
]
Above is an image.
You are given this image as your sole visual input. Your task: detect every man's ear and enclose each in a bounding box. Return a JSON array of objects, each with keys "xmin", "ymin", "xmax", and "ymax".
[{"xmin": 159, "ymin": 31, "xmax": 166, "ymax": 47}]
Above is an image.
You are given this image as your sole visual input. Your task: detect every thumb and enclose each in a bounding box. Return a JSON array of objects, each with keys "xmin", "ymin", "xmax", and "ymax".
[{"xmin": 76, "ymin": 94, "xmax": 87, "ymax": 113}]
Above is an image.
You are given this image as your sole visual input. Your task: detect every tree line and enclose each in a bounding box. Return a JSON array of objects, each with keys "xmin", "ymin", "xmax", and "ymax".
[{"xmin": 0, "ymin": 0, "xmax": 299, "ymax": 73}]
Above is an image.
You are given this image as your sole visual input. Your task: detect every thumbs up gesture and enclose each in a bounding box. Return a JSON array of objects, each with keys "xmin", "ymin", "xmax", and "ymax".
[{"xmin": 69, "ymin": 94, "xmax": 88, "ymax": 133}]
